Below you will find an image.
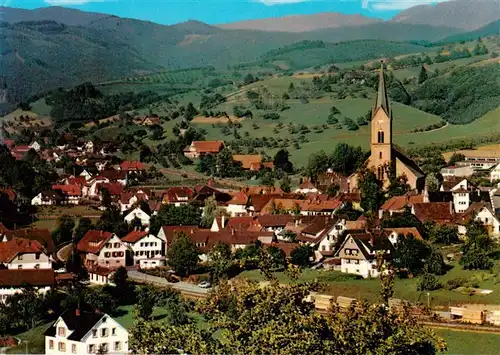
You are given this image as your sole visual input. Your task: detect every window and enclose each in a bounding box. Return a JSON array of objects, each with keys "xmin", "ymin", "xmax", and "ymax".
[
  {"xmin": 101, "ymin": 328, "xmax": 108, "ymax": 337},
  {"xmin": 35, "ymin": 264, "xmax": 40, "ymax": 269},
  {"xmin": 102, "ymin": 316, "xmax": 107, "ymax": 323},
  {"xmin": 49, "ymin": 340, "xmax": 54, "ymax": 349},
  {"xmin": 58, "ymin": 327, "xmax": 66, "ymax": 336},
  {"xmin": 112, "ymin": 328, "xmax": 116, "ymax": 336},
  {"xmin": 114, "ymin": 243, "xmax": 120, "ymax": 248},
  {"xmin": 377, "ymin": 166, "xmax": 384, "ymax": 180},
  {"xmin": 18, "ymin": 265, "xmax": 22, "ymax": 269},
  {"xmin": 354, "ymin": 260, "xmax": 359, "ymax": 265},
  {"xmin": 345, "ymin": 259, "xmax": 350, "ymax": 264},
  {"xmin": 18, "ymin": 254, "xmax": 23, "ymax": 260},
  {"xmin": 379, "ymin": 151, "xmax": 382, "ymax": 159},
  {"xmin": 35, "ymin": 253, "xmax": 40, "ymax": 260},
  {"xmin": 58, "ymin": 342, "xmax": 66, "ymax": 352},
  {"xmin": 71, "ymin": 344, "xmax": 77, "ymax": 354},
  {"xmin": 104, "ymin": 252, "xmax": 111, "ymax": 258},
  {"xmin": 88, "ymin": 344, "xmax": 96, "ymax": 353},
  {"xmin": 105, "ymin": 243, "xmax": 112, "ymax": 248},
  {"xmin": 321, "ymin": 245, "xmax": 326, "ymax": 251},
  {"xmin": 140, "ymin": 242, "xmax": 144, "ymax": 247},
  {"xmin": 100, "ymin": 344, "xmax": 108, "ymax": 353},
  {"xmin": 377, "ymin": 131, "xmax": 384, "ymax": 144},
  {"xmin": 92, "ymin": 329, "xmax": 97, "ymax": 338},
  {"xmin": 114, "ymin": 342, "xmax": 121, "ymax": 351}
]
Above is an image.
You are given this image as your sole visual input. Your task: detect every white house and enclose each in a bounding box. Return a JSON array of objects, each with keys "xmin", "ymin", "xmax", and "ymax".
[
  {"xmin": 88, "ymin": 266, "xmax": 116, "ymax": 286},
  {"xmin": 334, "ymin": 232, "xmax": 393, "ymax": 278},
  {"xmin": 80, "ymin": 169, "xmax": 93, "ymax": 181},
  {"xmin": 77, "ymin": 231, "xmax": 127, "ymax": 268},
  {"xmin": 124, "ymin": 207, "xmax": 151, "ymax": 227},
  {"xmin": 440, "ymin": 165, "xmax": 474, "ymax": 180},
  {"xmin": 226, "ymin": 191, "xmax": 249, "ymax": 217},
  {"xmin": 122, "ymin": 230, "xmax": 164, "ymax": 266},
  {"xmin": 44, "ymin": 310, "xmax": 129, "ymax": 355},
  {"xmin": 294, "ymin": 180, "xmax": 319, "ymax": 194},
  {"xmin": 83, "ymin": 176, "xmax": 110, "ymax": 198},
  {"xmin": 490, "ymin": 163, "xmax": 500, "ymax": 183},
  {"xmin": 29, "ymin": 141, "xmax": 41, "ymax": 152},
  {"xmin": 31, "ymin": 191, "xmax": 62, "ymax": 206},
  {"xmin": 457, "ymin": 203, "xmax": 500, "ymax": 238},
  {"xmin": 0, "ymin": 237, "xmax": 52, "ymax": 270},
  {"xmin": 452, "ymin": 188, "xmax": 471, "ymax": 213}
]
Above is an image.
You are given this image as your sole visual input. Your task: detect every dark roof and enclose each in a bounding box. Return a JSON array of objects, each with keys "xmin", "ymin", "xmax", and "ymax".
[
  {"xmin": 392, "ymin": 145, "xmax": 425, "ymax": 177},
  {"xmin": 255, "ymin": 214, "xmax": 294, "ymax": 227},
  {"xmin": 301, "ymin": 216, "xmax": 335, "ymax": 236},
  {"xmin": 413, "ymin": 202, "xmax": 453, "ymax": 224},
  {"xmin": 0, "ymin": 269, "xmax": 55, "ymax": 287},
  {"xmin": 44, "ymin": 309, "xmax": 104, "ymax": 341},
  {"xmin": 6, "ymin": 228, "xmax": 55, "ymax": 255},
  {"xmin": 427, "ymin": 191, "xmax": 453, "ymax": 203},
  {"xmin": 470, "ymin": 190, "xmax": 492, "ymax": 204},
  {"xmin": 375, "ymin": 62, "xmax": 390, "ymax": 117}
]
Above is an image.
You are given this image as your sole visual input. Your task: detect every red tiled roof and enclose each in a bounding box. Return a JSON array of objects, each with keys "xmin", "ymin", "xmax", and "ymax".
[
  {"xmin": 52, "ymin": 184, "xmax": 81, "ymax": 196},
  {"xmin": 77, "ymin": 230, "xmax": 114, "ymax": 254},
  {"xmin": 88, "ymin": 265, "xmax": 116, "ymax": 277},
  {"xmin": 8, "ymin": 228, "xmax": 55, "ymax": 255},
  {"xmin": 101, "ymin": 169, "xmax": 127, "ymax": 181},
  {"xmin": 0, "ymin": 238, "xmax": 45, "ymax": 263},
  {"xmin": 255, "ymin": 214, "xmax": 294, "ymax": 227},
  {"xmin": 247, "ymin": 194, "xmax": 282, "ymax": 212},
  {"xmin": 413, "ymin": 202, "xmax": 453, "ymax": 224},
  {"xmin": 337, "ymin": 193, "xmax": 361, "ymax": 203},
  {"xmin": 66, "ymin": 177, "xmax": 86, "ymax": 186},
  {"xmin": 243, "ymin": 186, "xmax": 284, "ymax": 195},
  {"xmin": 162, "ymin": 187, "xmax": 194, "ymax": 204},
  {"xmin": 187, "ymin": 141, "xmax": 224, "ymax": 154},
  {"xmin": 261, "ymin": 198, "xmax": 342, "ymax": 214},
  {"xmin": 380, "ymin": 194, "xmax": 423, "ymax": 211},
  {"xmin": 97, "ymin": 183, "xmax": 124, "ymax": 196},
  {"xmin": 0, "ymin": 269, "xmax": 55, "ymax": 287},
  {"xmin": 228, "ymin": 190, "xmax": 248, "ymax": 205},
  {"xmin": 161, "ymin": 226, "xmax": 199, "ymax": 244},
  {"xmin": 301, "ymin": 216, "xmax": 335, "ymax": 236},
  {"xmin": 226, "ymin": 217, "xmax": 257, "ymax": 231},
  {"xmin": 120, "ymin": 161, "xmax": 146, "ymax": 171},
  {"xmin": 122, "ymin": 230, "xmax": 149, "ymax": 243}
]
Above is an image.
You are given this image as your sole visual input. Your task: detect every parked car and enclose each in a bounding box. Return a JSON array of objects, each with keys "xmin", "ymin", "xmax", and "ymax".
[{"xmin": 197, "ymin": 281, "xmax": 211, "ymax": 289}]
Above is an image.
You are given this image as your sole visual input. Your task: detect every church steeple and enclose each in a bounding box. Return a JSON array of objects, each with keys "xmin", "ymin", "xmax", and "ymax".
[{"xmin": 375, "ymin": 62, "xmax": 390, "ymax": 117}]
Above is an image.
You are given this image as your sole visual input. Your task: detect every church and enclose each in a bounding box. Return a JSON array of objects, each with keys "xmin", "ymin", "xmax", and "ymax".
[{"xmin": 350, "ymin": 63, "xmax": 425, "ymax": 192}]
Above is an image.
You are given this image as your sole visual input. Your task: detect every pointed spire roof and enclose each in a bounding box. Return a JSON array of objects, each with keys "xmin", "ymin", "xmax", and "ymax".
[{"xmin": 375, "ymin": 61, "xmax": 390, "ymax": 116}]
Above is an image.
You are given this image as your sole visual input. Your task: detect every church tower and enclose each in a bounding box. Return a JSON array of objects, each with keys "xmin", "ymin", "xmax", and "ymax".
[{"xmin": 370, "ymin": 62, "xmax": 393, "ymax": 184}]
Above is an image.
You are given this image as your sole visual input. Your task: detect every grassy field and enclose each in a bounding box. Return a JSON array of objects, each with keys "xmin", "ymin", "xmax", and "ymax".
[
  {"xmin": 434, "ymin": 329, "xmax": 500, "ymax": 355},
  {"xmin": 5, "ymin": 323, "xmax": 49, "ymax": 354},
  {"xmin": 237, "ymin": 259, "xmax": 500, "ymax": 307}
]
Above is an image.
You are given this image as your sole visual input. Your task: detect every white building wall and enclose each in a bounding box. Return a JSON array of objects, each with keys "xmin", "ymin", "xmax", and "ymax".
[
  {"xmin": 453, "ymin": 192, "xmax": 470, "ymax": 213},
  {"xmin": 94, "ymin": 235, "xmax": 127, "ymax": 268},
  {"xmin": 7, "ymin": 252, "xmax": 51, "ymax": 270},
  {"xmin": 340, "ymin": 258, "xmax": 379, "ymax": 278},
  {"xmin": 226, "ymin": 204, "xmax": 247, "ymax": 217},
  {"xmin": 1, "ymin": 286, "xmax": 51, "ymax": 303},
  {"xmin": 127, "ymin": 234, "xmax": 163, "ymax": 265},
  {"xmin": 124, "ymin": 208, "xmax": 150, "ymax": 227},
  {"xmin": 45, "ymin": 315, "xmax": 128, "ymax": 355}
]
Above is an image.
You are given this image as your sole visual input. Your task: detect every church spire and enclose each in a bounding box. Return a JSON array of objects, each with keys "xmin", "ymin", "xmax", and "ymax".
[{"xmin": 375, "ymin": 61, "xmax": 390, "ymax": 116}]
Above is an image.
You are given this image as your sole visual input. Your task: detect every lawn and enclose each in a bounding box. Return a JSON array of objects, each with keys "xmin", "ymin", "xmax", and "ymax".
[
  {"xmin": 237, "ymin": 259, "xmax": 500, "ymax": 307},
  {"xmin": 5, "ymin": 323, "xmax": 50, "ymax": 354},
  {"xmin": 434, "ymin": 329, "xmax": 500, "ymax": 355}
]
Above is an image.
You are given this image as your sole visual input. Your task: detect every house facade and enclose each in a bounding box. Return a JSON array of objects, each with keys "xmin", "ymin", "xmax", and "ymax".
[
  {"xmin": 77, "ymin": 231, "xmax": 127, "ymax": 268},
  {"xmin": 45, "ymin": 310, "xmax": 129, "ymax": 355},
  {"xmin": 122, "ymin": 231, "xmax": 164, "ymax": 266},
  {"xmin": 183, "ymin": 141, "xmax": 224, "ymax": 159},
  {"xmin": 124, "ymin": 208, "xmax": 151, "ymax": 227}
]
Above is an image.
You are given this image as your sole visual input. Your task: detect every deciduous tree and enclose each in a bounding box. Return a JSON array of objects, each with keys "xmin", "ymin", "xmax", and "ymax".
[{"xmin": 167, "ymin": 233, "xmax": 200, "ymax": 277}]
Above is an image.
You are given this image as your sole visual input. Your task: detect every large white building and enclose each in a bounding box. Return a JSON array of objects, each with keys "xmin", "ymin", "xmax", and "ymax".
[
  {"xmin": 124, "ymin": 207, "xmax": 151, "ymax": 227},
  {"xmin": 122, "ymin": 230, "xmax": 165, "ymax": 268},
  {"xmin": 45, "ymin": 310, "xmax": 129, "ymax": 355}
]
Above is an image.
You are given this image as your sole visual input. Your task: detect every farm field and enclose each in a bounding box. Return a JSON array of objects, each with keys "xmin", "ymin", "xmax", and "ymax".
[
  {"xmin": 237, "ymin": 259, "xmax": 500, "ymax": 307},
  {"xmin": 434, "ymin": 329, "xmax": 500, "ymax": 355}
]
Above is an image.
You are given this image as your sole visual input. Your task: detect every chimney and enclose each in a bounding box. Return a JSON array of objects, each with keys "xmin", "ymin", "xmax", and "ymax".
[
  {"xmin": 231, "ymin": 228, "xmax": 235, "ymax": 236},
  {"xmin": 221, "ymin": 215, "xmax": 226, "ymax": 228},
  {"xmin": 76, "ymin": 309, "xmax": 80, "ymax": 317},
  {"xmin": 450, "ymin": 201, "xmax": 453, "ymax": 216},
  {"xmin": 423, "ymin": 185, "xmax": 429, "ymax": 203}
]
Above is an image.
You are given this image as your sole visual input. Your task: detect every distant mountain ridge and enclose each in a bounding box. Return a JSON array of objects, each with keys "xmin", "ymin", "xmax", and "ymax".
[
  {"xmin": 392, "ymin": 0, "xmax": 500, "ymax": 30},
  {"xmin": 0, "ymin": 5, "xmax": 487, "ymax": 113},
  {"xmin": 218, "ymin": 12, "xmax": 381, "ymax": 32}
]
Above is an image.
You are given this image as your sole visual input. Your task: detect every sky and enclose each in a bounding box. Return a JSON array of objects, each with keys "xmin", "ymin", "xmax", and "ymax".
[{"xmin": 3, "ymin": 0, "xmax": 449, "ymax": 25}]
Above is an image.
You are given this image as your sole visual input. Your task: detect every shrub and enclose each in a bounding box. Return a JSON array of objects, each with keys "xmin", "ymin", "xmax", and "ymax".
[{"xmin": 417, "ymin": 272, "xmax": 442, "ymax": 291}]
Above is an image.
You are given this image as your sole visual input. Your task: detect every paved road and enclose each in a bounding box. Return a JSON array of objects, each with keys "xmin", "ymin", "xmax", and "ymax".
[{"xmin": 127, "ymin": 270, "xmax": 210, "ymax": 294}]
